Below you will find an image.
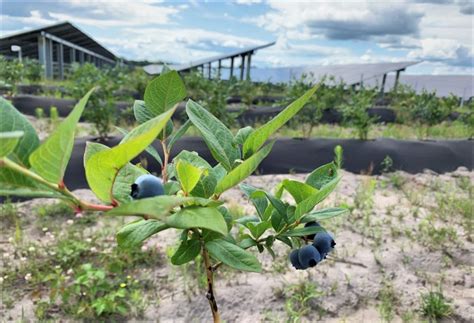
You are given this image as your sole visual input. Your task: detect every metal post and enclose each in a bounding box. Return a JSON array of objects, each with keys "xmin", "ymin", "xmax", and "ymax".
[
  {"xmin": 230, "ymin": 57, "xmax": 234, "ymax": 79},
  {"xmin": 57, "ymin": 43, "xmax": 64, "ymax": 80},
  {"xmin": 217, "ymin": 59, "xmax": 222, "ymax": 79},
  {"xmin": 38, "ymin": 35, "xmax": 47, "ymax": 79},
  {"xmin": 240, "ymin": 55, "xmax": 245, "ymax": 81},
  {"xmin": 79, "ymin": 51, "xmax": 84, "ymax": 64},
  {"xmin": 379, "ymin": 73, "xmax": 387, "ymax": 96},
  {"xmin": 394, "ymin": 70, "xmax": 401, "ymax": 92},
  {"xmin": 246, "ymin": 53, "xmax": 252, "ymax": 80},
  {"xmin": 208, "ymin": 62, "xmax": 211, "ymax": 79},
  {"xmin": 45, "ymin": 38, "xmax": 53, "ymax": 79},
  {"xmin": 70, "ymin": 48, "xmax": 76, "ymax": 63}
]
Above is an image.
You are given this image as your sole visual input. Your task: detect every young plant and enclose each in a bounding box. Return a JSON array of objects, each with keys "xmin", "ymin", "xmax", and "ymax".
[
  {"xmin": 338, "ymin": 87, "xmax": 377, "ymax": 140},
  {"xmin": 0, "ymin": 70, "xmax": 347, "ymax": 322}
]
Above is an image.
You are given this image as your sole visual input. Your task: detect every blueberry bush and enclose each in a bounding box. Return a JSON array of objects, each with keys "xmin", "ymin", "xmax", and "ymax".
[{"xmin": 0, "ymin": 70, "xmax": 347, "ymax": 322}]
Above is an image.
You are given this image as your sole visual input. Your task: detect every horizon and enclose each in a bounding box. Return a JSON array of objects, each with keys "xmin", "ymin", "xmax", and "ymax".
[{"xmin": 1, "ymin": 0, "xmax": 473, "ymax": 75}]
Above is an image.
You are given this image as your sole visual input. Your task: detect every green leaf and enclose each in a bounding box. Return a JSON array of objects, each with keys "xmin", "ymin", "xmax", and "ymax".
[
  {"xmin": 30, "ymin": 89, "xmax": 94, "ymax": 183},
  {"xmin": 144, "ymin": 70, "xmax": 186, "ymax": 115},
  {"xmin": 0, "ymin": 131, "xmax": 24, "ymax": 157},
  {"xmin": 116, "ymin": 219, "xmax": 168, "ymax": 248},
  {"xmin": 166, "ymin": 206, "xmax": 228, "ymax": 236},
  {"xmin": 281, "ymin": 225, "xmax": 326, "ymax": 237},
  {"xmin": 306, "ymin": 162, "xmax": 338, "ymax": 190},
  {"xmin": 115, "ymin": 126, "xmax": 162, "ymax": 167},
  {"xmin": 108, "ymin": 195, "xmax": 220, "ymax": 218},
  {"xmin": 205, "ymin": 239, "xmax": 262, "ymax": 272},
  {"xmin": 301, "ymin": 207, "xmax": 349, "ymax": 223},
  {"xmin": 264, "ymin": 192, "xmax": 288, "ymax": 222},
  {"xmin": 171, "ymin": 239, "xmax": 201, "ymax": 265},
  {"xmin": 246, "ymin": 221, "xmax": 271, "ymax": 239},
  {"xmin": 234, "ymin": 126, "xmax": 254, "ymax": 145},
  {"xmin": 214, "ymin": 142, "xmax": 274, "ymax": 194},
  {"xmin": 185, "ymin": 99, "xmax": 240, "ymax": 171},
  {"xmin": 176, "ymin": 159, "xmax": 204, "ymax": 194},
  {"xmin": 0, "ymin": 97, "xmax": 40, "ymax": 167},
  {"xmin": 85, "ymin": 108, "xmax": 175, "ymax": 203},
  {"xmin": 133, "ymin": 100, "xmax": 155, "ymax": 124},
  {"xmin": 84, "ymin": 142, "xmax": 147, "ymax": 204},
  {"xmin": 0, "ymin": 186, "xmax": 62, "ymax": 198},
  {"xmin": 192, "ymin": 164, "xmax": 226, "ymax": 198},
  {"xmin": 167, "ymin": 120, "xmax": 191, "ymax": 150},
  {"xmin": 243, "ymin": 84, "xmax": 319, "ymax": 158},
  {"xmin": 240, "ymin": 183, "xmax": 268, "ymax": 220},
  {"xmin": 271, "ymin": 208, "xmax": 286, "ymax": 231},
  {"xmin": 281, "ymin": 179, "xmax": 318, "ymax": 203},
  {"xmin": 295, "ymin": 175, "xmax": 341, "ymax": 219}
]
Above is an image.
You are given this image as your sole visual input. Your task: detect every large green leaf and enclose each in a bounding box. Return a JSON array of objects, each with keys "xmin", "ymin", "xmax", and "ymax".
[
  {"xmin": 0, "ymin": 131, "xmax": 23, "ymax": 157},
  {"xmin": 242, "ymin": 84, "xmax": 319, "ymax": 158},
  {"xmin": 84, "ymin": 142, "xmax": 147, "ymax": 204},
  {"xmin": 301, "ymin": 207, "xmax": 349, "ymax": 223},
  {"xmin": 29, "ymin": 89, "xmax": 94, "ymax": 183},
  {"xmin": 305, "ymin": 162, "xmax": 338, "ymax": 190},
  {"xmin": 115, "ymin": 126, "xmax": 162, "ymax": 167},
  {"xmin": 295, "ymin": 175, "xmax": 341, "ymax": 219},
  {"xmin": 167, "ymin": 120, "xmax": 191, "ymax": 150},
  {"xmin": 0, "ymin": 97, "xmax": 40, "ymax": 167},
  {"xmin": 166, "ymin": 206, "xmax": 228, "ymax": 236},
  {"xmin": 107, "ymin": 195, "xmax": 220, "ymax": 218},
  {"xmin": 206, "ymin": 239, "xmax": 262, "ymax": 272},
  {"xmin": 185, "ymin": 99, "xmax": 240, "ymax": 170},
  {"xmin": 0, "ymin": 167, "xmax": 58, "ymax": 197},
  {"xmin": 214, "ymin": 142, "xmax": 273, "ymax": 195},
  {"xmin": 176, "ymin": 159, "xmax": 204, "ymax": 194},
  {"xmin": 171, "ymin": 239, "xmax": 201, "ymax": 265},
  {"xmin": 281, "ymin": 179, "xmax": 318, "ymax": 203},
  {"xmin": 144, "ymin": 70, "xmax": 186, "ymax": 115},
  {"xmin": 192, "ymin": 164, "xmax": 226, "ymax": 198},
  {"xmin": 85, "ymin": 108, "xmax": 175, "ymax": 203},
  {"xmin": 116, "ymin": 219, "xmax": 168, "ymax": 248},
  {"xmin": 234, "ymin": 126, "xmax": 254, "ymax": 145}
]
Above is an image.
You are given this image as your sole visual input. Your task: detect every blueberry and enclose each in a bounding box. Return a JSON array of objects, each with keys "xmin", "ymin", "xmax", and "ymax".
[
  {"xmin": 131, "ymin": 174, "xmax": 165, "ymax": 199},
  {"xmin": 304, "ymin": 221, "xmax": 321, "ymax": 240},
  {"xmin": 289, "ymin": 249, "xmax": 303, "ymax": 270},
  {"xmin": 298, "ymin": 245, "xmax": 322, "ymax": 269},
  {"xmin": 313, "ymin": 232, "xmax": 336, "ymax": 258}
]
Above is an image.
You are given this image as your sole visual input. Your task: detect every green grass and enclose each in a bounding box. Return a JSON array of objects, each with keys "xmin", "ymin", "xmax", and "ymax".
[{"xmin": 420, "ymin": 289, "xmax": 453, "ymax": 321}]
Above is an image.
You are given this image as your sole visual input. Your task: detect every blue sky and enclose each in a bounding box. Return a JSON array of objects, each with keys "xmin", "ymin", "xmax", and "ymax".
[{"xmin": 1, "ymin": 0, "xmax": 473, "ymax": 74}]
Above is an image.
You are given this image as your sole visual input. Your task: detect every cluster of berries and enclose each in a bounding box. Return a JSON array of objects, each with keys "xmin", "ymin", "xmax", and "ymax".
[{"xmin": 289, "ymin": 221, "xmax": 336, "ymax": 270}]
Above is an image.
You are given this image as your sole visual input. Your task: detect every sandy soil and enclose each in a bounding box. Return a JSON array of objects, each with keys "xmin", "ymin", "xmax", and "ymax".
[{"xmin": 1, "ymin": 168, "xmax": 473, "ymax": 322}]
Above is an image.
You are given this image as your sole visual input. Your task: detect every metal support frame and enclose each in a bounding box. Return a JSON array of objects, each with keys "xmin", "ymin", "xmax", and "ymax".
[
  {"xmin": 57, "ymin": 43, "xmax": 64, "ymax": 80},
  {"xmin": 41, "ymin": 31, "xmax": 115, "ymax": 64},
  {"xmin": 394, "ymin": 69, "xmax": 402, "ymax": 91},
  {"xmin": 79, "ymin": 51, "xmax": 84, "ymax": 64},
  {"xmin": 70, "ymin": 48, "xmax": 76, "ymax": 63},
  {"xmin": 240, "ymin": 55, "xmax": 245, "ymax": 81},
  {"xmin": 217, "ymin": 59, "xmax": 222, "ymax": 79},
  {"xmin": 246, "ymin": 53, "xmax": 252, "ymax": 81},
  {"xmin": 230, "ymin": 57, "xmax": 234, "ymax": 79},
  {"xmin": 379, "ymin": 73, "xmax": 387, "ymax": 96},
  {"xmin": 38, "ymin": 35, "xmax": 53, "ymax": 79},
  {"xmin": 208, "ymin": 62, "xmax": 211, "ymax": 79}
]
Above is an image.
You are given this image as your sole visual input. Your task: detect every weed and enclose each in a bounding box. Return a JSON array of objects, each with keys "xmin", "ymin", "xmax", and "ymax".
[
  {"xmin": 420, "ymin": 289, "xmax": 452, "ymax": 321},
  {"xmin": 284, "ymin": 280, "xmax": 324, "ymax": 322}
]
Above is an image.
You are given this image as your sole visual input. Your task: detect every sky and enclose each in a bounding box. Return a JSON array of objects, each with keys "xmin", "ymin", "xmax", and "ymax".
[{"xmin": 1, "ymin": 0, "xmax": 473, "ymax": 75}]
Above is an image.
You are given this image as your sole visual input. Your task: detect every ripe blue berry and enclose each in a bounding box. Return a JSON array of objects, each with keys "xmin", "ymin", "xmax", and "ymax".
[
  {"xmin": 313, "ymin": 232, "xmax": 335, "ymax": 258},
  {"xmin": 131, "ymin": 174, "xmax": 165, "ymax": 199},
  {"xmin": 298, "ymin": 245, "xmax": 322, "ymax": 269},
  {"xmin": 304, "ymin": 221, "xmax": 321, "ymax": 240},
  {"xmin": 289, "ymin": 249, "xmax": 304, "ymax": 270}
]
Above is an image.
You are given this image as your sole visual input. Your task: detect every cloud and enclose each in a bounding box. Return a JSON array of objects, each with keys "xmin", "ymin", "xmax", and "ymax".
[
  {"xmin": 235, "ymin": 0, "xmax": 262, "ymax": 5},
  {"xmin": 253, "ymin": 1, "xmax": 423, "ymax": 40},
  {"xmin": 97, "ymin": 26, "xmax": 265, "ymax": 63},
  {"xmin": 408, "ymin": 38, "xmax": 473, "ymax": 67}
]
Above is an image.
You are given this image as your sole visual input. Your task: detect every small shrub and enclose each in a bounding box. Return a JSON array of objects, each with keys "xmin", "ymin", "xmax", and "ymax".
[
  {"xmin": 338, "ymin": 87, "xmax": 377, "ymax": 140},
  {"xmin": 420, "ymin": 289, "xmax": 452, "ymax": 321}
]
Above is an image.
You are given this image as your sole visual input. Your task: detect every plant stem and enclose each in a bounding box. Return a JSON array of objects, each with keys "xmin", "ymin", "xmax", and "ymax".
[
  {"xmin": 202, "ymin": 244, "xmax": 221, "ymax": 323},
  {"xmin": 0, "ymin": 157, "xmax": 113, "ymax": 212},
  {"xmin": 161, "ymin": 141, "xmax": 169, "ymax": 183}
]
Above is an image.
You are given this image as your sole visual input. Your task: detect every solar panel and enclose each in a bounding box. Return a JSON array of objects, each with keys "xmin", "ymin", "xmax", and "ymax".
[
  {"xmin": 249, "ymin": 61, "xmax": 420, "ymax": 85},
  {"xmin": 365, "ymin": 74, "xmax": 473, "ymax": 100},
  {"xmin": 143, "ymin": 41, "xmax": 276, "ymax": 74}
]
